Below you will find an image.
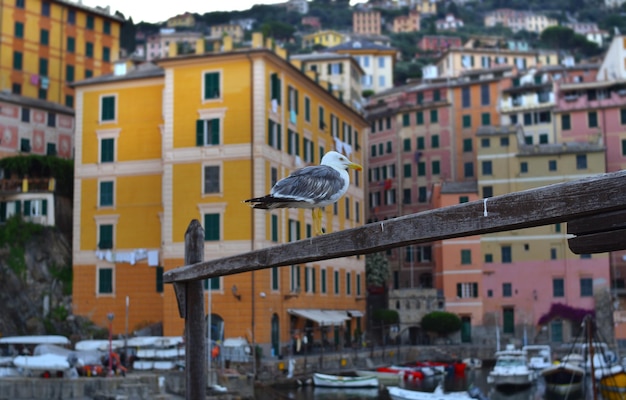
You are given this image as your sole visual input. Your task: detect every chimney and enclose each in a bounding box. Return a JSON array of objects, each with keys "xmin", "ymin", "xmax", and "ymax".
[
  {"xmin": 168, "ymin": 41, "xmax": 177, "ymax": 57},
  {"xmin": 275, "ymin": 46, "xmax": 287, "ymax": 60},
  {"xmin": 223, "ymin": 35, "xmax": 233, "ymax": 52},
  {"xmin": 252, "ymin": 32, "xmax": 263, "ymax": 48},
  {"xmin": 195, "ymin": 38, "xmax": 205, "ymax": 55}
]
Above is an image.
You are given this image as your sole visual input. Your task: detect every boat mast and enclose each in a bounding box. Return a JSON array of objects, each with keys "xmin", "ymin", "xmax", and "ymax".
[{"xmin": 587, "ymin": 316, "xmax": 597, "ymax": 400}]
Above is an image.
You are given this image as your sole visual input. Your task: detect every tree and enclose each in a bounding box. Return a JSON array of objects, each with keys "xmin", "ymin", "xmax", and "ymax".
[
  {"xmin": 261, "ymin": 21, "xmax": 296, "ymax": 41},
  {"xmin": 421, "ymin": 311, "xmax": 462, "ymax": 336},
  {"xmin": 365, "ymin": 252, "xmax": 389, "ymax": 287}
]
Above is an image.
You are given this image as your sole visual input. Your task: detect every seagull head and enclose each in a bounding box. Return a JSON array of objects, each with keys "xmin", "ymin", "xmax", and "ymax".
[{"xmin": 321, "ymin": 151, "xmax": 362, "ymax": 171}]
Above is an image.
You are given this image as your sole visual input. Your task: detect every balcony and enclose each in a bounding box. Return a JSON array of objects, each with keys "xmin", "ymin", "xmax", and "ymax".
[{"xmin": 0, "ymin": 178, "xmax": 56, "ymax": 193}]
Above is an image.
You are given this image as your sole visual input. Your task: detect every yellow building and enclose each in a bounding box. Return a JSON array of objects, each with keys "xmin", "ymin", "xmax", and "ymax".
[
  {"xmin": 415, "ymin": 0, "xmax": 437, "ymax": 15},
  {"xmin": 0, "ymin": 0, "xmax": 122, "ymax": 107},
  {"xmin": 436, "ymin": 48, "xmax": 559, "ymax": 78},
  {"xmin": 210, "ymin": 24, "xmax": 244, "ymax": 43},
  {"xmin": 72, "ymin": 34, "xmax": 368, "ymax": 357},
  {"xmin": 166, "ymin": 12, "xmax": 195, "ymax": 28},
  {"xmin": 302, "ymin": 30, "xmax": 345, "ymax": 49}
]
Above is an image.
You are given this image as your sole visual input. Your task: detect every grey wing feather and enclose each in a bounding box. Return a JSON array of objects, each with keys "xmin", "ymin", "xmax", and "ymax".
[{"xmin": 270, "ymin": 166, "xmax": 344, "ymax": 204}]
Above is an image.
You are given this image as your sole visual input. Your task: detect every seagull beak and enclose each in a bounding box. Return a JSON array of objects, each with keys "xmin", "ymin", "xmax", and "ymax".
[{"xmin": 348, "ymin": 162, "xmax": 363, "ymax": 171}]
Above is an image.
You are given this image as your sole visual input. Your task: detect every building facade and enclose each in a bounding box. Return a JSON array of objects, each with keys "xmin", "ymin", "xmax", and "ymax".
[
  {"xmin": 392, "ymin": 11, "xmax": 420, "ymax": 33},
  {"xmin": 0, "ymin": 0, "xmax": 123, "ymax": 107},
  {"xmin": 71, "ymin": 34, "xmax": 369, "ymax": 357},
  {"xmin": 353, "ymin": 11, "xmax": 382, "ymax": 36}
]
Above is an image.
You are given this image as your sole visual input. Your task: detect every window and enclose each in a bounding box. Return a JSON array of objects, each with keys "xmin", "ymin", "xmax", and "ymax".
[
  {"xmin": 461, "ymin": 87, "xmax": 470, "ymax": 108},
  {"xmin": 456, "ymin": 282, "xmax": 478, "ymax": 298},
  {"xmin": 561, "ymin": 114, "xmax": 571, "ymax": 130},
  {"xmin": 38, "ymin": 89, "xmax": 46, "ymax": 100},
  {"xmin": 203, "ymin": 165, "xmax": 220, "ymax": 194},
  {"xmin": 459, "ymin": 195, "xmax": 469, "ymax": 204},
  {"xmin": 576, "ymin": 154, "xmax": 587, "ymax": 170},
  {"xmin": 431, "ymin": 135, "xmax": 439, "ymax": 148},
  {"xmin": 523, "ymin": 113, "xmax": 532, "ymax": 125},
  {"xmin": 155, "ymin": 266, "xmax": 164, "ymax": 293},
  {"xmin": 481, "ymin": 113, "xmax": 491, "ymax": 126},
  {"xmin": 501, "ymin": 245, "xmax": 512, "ymax": 263},
  {"xmin": 65, "ymin": 95, "xmax": 74, "ymax": 108},
  {"xmin": 21, "ymin": 108, "xmax": 30, "ymax": 122},
  {"xmin": 551, "ymin": 248, "xmax": 557, "ymax": 260},
  {"xmin": 403, "ymin": 164, "xmax": 411, "ymax": 178},
  {"xmin": 204, "ymin": 277, "xmax": 220, "ymax": 291},
  {"xmin": 622, "ymin": 139, "xmax": 626, "ymax": 157},
  {"xmin": 287, "ymin": 130, "xmax": 300, "ymax": 156},
  {"xmin": 480, "ymin": 84, "xmax": 490, "ymax": 105},
  {"xmin": 85, "ymin": 69, "xmax": 93, "ymax": 78},
  {"xmin": 14, "ymin": 22, "xmax": 24, "ymax": 38},
  {"xmin": 99, "ymin": 181, "xmax": 114, "ymax": 207},
  {"xmin": 403, "ymin": 138, "xmax": 411, "ymax": 152},
  {"xmin": 520, "ymin": 162, "xmax": 528, "ymax": 173},
  {"xmin": 461, "ymin": 249, "xmax": 471, "ymax": 265},
  {"xmin": 304, "ymin": 97, "xmax": 310, "ymax": 122},
  {"xmin": 549, "ymin": 160, "xmax": 557, "ymax": 171},
  {"xmin": 321, "ymin": 269, "xmax": 327, "ymax": 294},
  {"xmin": 267, "ymin": 120, "xmax": 282, "ymax": 150},
  {"xmin": 271, "ymin": 266, "xmax": 279, "ymax": 290},
  {"xmin": 432, "ymin": 160, "xmax": 440, "ymax": 175},
  {"xmin": 103, "ymin": 47, "xmax": 110, "ymax": 62},
  {"xmin": 580, "ymin": 278, "xmax": 593, "ymax": 297},
  {"xmin": 416, "ymin": 111, "xmax": 424, "ymax": 125},
  {"xmin": 503, "ymin": 283, "xmax": 512, "ymax": 297},
  {"xmin": 481, "ymin": 138, "xmax": 490, "ymax": 148},
  {"xmin": 98, "ymin": 224, "xmax": 113, "ymax": 249},
  {"xmin": 346, "ymin": 272, "xmax": 351, "ymax": 295},
  {"xmin": 418, "ymin": 186, "xmax": 427, "ymax": 202},
  {"xmin": 270, "ymin": 73, "xmax": 281, "ymax": 104},
  {"xmin": 334, "ymin": 270, "xmax": 339, "ymax": 295},
  {"xmin": 288, "ymin": 219, "xmax": 301, "ymax": 242},
  {"xmin": 100, "ymin": 138, "xmax": 114, "ymax": 162},
  {"xmin": 40, "ymin": 29, "xmax": 49, "ymax": 46},
  {"xmin": 86, "ymin": 15, "xmax": 95, "ymax": 30},
  {"xmin": 463, "ymin": 138, "xmax": 472, "ymax": 151},
  {"xmin": 482, "ymin": 186, "xmax": 493, "ymax": 198},
  {"xmin": 430, "ymin": 109, "xmax": 438, "ymax": 124},
  {"xmin": 196, "ymin": 119, "xmax": 220, "ymax": 145},
  {"xmin": 204, "ymin": 213, "xmax": 220, "ymax": 241},
  {"xmin": 12, "ymin": 83, "xmax": 20, "ymax": 95},
  {"xmin": 417, "ymin": 137, "xmax": 425, "ymax": 150},
  {"xmin": 539, "ymin": 133, "xmax": 549, "ymax": 144},
  {"xmin": 68, "ymin": 9, "xmax": 75, "ymax": 24},
  {"xmin": 39, "ymin": 58, "xmax": 48, "ymax": 76},
  {"xmin": 98, "ymin": 268, "xmax": 113, "ymax": 294},
  {"xmin": 403, "ymin": 188, "xmax": 411, "ymax": 204},
  {"xmin": 204, "ymin": 72, "xmax": 220, "ymax": 100},
  {"xmin": 104, "ymin": 20, "xmax": 111, "ymax": 35},
  {"xmin": 403, "ymin": 113, "xmax": 410, "ymax": 127},
  {"xmin": 553, "ymin": 278, "xmax": 564, "ymax": 297},
  {"xmin": 86, "ymin": 42, "xmax": 94, "ymax": 58},
  {"xmin": 462, "ymin": 115, "xmax": 471, "ymax": 128},
  {"xmin": 588, "ymin": 111, "xmax": 598, "ymax": 128},
  {"xmin": 318, "ymin": 106, "xmax": 325, "ymax": 130},
  {"xmin": 417, "ymin": 162, "xmax": 425, "ymax": 176},
  {"xmin": 100, "ymin": 95, "xmax": 115, "ymax": 122},
  {"xmin": 16, "ymin": 0, "xmax": 25, "ymax": 8},
  {"xmin": 464, "ymin": 162, "xmax": 473, "ymax": 178},
  {"xmin": 621, "ymin": 109, "xmax": 626, "ymax": 125},
  {"xmin": 485, "ymin": 254, "xmax": 493, "ymax": 263},
  {"xmin": 47, "ymin": 143, "xmax": 56, "ymax": 156},
  {"xmin": 66, "ymin": 65, "xmax": 75, "ymax": 82},
  {"xmin": 500, "ymin": 137, "xmax": 509, "ymax": 146},
  {"xmin": 345, "ymin": 197, "xmax": 350, "ymax": 219},
  {"xmin": 13, "ymin": 51, "xmax": 23, "ymax": 70},
  {"xmin": 482, "ymin": 160, "xmax": 492, "ymax": 175}
]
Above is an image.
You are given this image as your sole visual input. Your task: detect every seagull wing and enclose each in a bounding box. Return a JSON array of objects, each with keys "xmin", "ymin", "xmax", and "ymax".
[{"xmin": 271, "ymin": 165, "xmax": 345, "ymax": 205}]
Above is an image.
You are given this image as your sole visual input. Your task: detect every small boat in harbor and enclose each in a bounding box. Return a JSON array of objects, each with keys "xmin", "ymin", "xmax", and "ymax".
[
  {"xmin": 541, "ymin": 356, "xmax": 585, "ymax": 396},
  {"xmin": 487, "ymin": 344, "xmax": 535, "ymax": 392},
  {"xmin": 355, "ymin": 368, "xmax": 402, "ymax": 385},
  {"xmin": 388, "ymin": 383, "xmax": 486, "ymax": 400},
  {"xmin": 313, "ymin": 372, "xmax": 379, "ymax": 388},
  {"xmin": 596, "ymin": 364, "xmax": 626, "ymax": 400}
]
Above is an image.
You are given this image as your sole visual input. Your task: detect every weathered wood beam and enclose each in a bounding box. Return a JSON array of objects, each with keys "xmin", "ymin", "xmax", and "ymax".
[
  {"xmin": 164, "ymin": 170, "xmax": 626, "ymax": 283},
  {"xmin": 182, "ymin": 220, "xmax": 206, "ymax": 400},
  {"xmin": 568, "ymin": 209, "xmax": 626, "ymax": 254}
]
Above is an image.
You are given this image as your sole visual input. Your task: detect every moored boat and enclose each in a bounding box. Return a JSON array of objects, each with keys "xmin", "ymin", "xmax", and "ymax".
[
  {"xmin": 388, "ymin": 383, "xmax": 485, "ymax": 400},
  {"xmin": 355, "ymin": 368, "xmax": 402, "ymax": 385},
  {"xmin": 487, "ymin": 344, "xmax": 535, "ymax": 392},
  {"xmin": 596, "ymin": 364, "xmax": 626, "ymax": 400},
  {"xmin": 541, "ymin": 359, "xmax": 585, "ymax": 396},
  {"xmin": 313, "ymin": 372, "xmax": 379, "ymax": 388}
]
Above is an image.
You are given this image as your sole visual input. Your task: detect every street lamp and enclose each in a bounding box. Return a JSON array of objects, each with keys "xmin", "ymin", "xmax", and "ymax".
[{"xmin": 107, "ymin": 312, "xmax": 114, "ymax": 376}]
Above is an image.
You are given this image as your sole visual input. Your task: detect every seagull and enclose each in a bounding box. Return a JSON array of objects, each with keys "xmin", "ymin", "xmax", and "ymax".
[{"xmin": 245, "ymin": 151, "xmax": 363, "ymax": 235}]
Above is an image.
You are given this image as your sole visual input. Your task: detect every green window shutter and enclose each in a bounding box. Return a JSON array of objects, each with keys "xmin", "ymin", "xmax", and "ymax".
[
  {"xmin": 305, "ymin": 267, "xmax": 309, "ymax": 291},
  {"xmin": 100, "ymin": 181, "xmax": 113, "ymax": 206},
  {"xmin": 156, "ymin": 266, "xmax": 164, "ymax": 293},
  {"xmin": 432, "ymin": 160, "xmax": 440, "ymax": 174},
  {"xmin": 295, "ymin": 89, "xmax": 299, "ymax": 113},
  {"xmin": 15, "ymin": 201, "xmax": 21, "ymax": 215},
  {"xmin": 403, "ymin": 114, "xmax": 410, "ymax": 126},
  {"xmin": 418, "ymin": 162, "xmax": 426, "ymax": 176},
  {"xmin": 42, "ymin": 199, "xmax": 47, "ymax": 216},
  {"xmin": 277, "ymin": 124, "xmax": 282, "ymax": 150},
  {"xmin": 271, "ymin": 215, "xmax": 278, "ymax": 242},
  {"xmin": 296, "ymin": 133, "xmax": 300, "ymax": 156},
  {"xmin": 101, "ymin": 96, "xmax": 115, "ymax": 121},
  {"xmin": 101, "ymin": 138, "xmax": 114, "ymax": 162},
  {"xmin": 0, "ymin": 202, "xmax": 5, "ymax": 222},
  {"xmin": 204, "ymin": 72, "xmax": 220, "ymax": 99},
  {"xmin": 99, "ymin": 224, "xmax": 113, "ymax": 249},
  {"xmin": 272, "ymin": 267, "xmax": 279, "ymax": 290},
  {"xmin": 430, "ymin": 109, "xmax": 438, "ymax": 123},
  {"xmin": 297, "ymin": 221, "xmax": 301, "ymax": 240},
  {"xmin": 211, "ymin": 119, "xmax": 220, "ymax": 144},
  {"xmin": 417, "ymin": 137, "xmax": 425, "ymax": 149},
  {"xmin": 196, "ymin": 120, "xmax": 204, "ymax": 146},
  {"xmin": 416, "ymin": 112, "xmax": 424, "ymax": 125},
  {"xmin": 472, "ymin": 283, "xmax": 478, "ymax": 297},
  {"xmin": 99, "ymin": 268, "xmax": 113, "ymax": 293},
  {"xmin": 271, "ymin": 73, "xmax": 281, "ymax": 104},
  {"xmin": 462, "ymin": 115, "xmax": 471, "ymax": 128},
  {"xmin": 305, "ymin": 97, "xmax": 310, "ymax": 121},
  {"xmin": 204, "ymin": 213, "xmax": 220, "ymax": 241},
  {"xmin": 432, "ymin": 135, "xmax": 439, "ymax": 148},
  {"xmin": 23, "ymin": 200, "xmax": 31, "ymax": 216},
  {"xmin": 287, "ymin": 131, "xmax": 293, "ymax": 154},
  {"xmin": 268, "ymin": 120, "xmax": 274, "ymax": 146},
  {"xmin": 457, "ymin": 283, "xmax": 462, "ymax": 297}
]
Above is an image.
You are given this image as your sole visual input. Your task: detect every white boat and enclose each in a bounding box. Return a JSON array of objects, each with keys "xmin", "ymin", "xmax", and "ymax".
[
  {"xmin": 462, "ymin": 358, "xmax": 482, "ymax": 370},
  {"xmin": 541, "ymin": 358, "xmax": 585, "ymax": 396},
  {"xmin": 313, "ymin": 387, "xmax": 379, "ymax": 398},
  {"xmin": 74, "ymin": 339, "xmax": 123, "ymax": 352},
  {"xmin": 313, "ymin": 372, "xmax": 379, "ymax": 388},
  {"xmin": 0, "ymin": 335, "xmax": 72, "ymax": 378},
  {"xmin": 487, "ymin": 344, "xmax": 535, "ymax": 391},
  {"xmin": 522, "ymin": 345, "xmax": 552, "ymax": 370},
  {"xmin": 388, "ymin": 383, "xmax": 484, "ymax": 400},
  {"xmin": 355, "ymin": 369, "xmax": 402, "ymax": 385},
  {"xmin": 0, "ymin": 335, "xmax": 70, "ymax": 346}
]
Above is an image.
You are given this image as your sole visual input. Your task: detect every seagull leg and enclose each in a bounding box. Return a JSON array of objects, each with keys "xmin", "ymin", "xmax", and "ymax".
[{"xmin": 313, "ymin": 208, "xmax": 324, "ymax": 236}]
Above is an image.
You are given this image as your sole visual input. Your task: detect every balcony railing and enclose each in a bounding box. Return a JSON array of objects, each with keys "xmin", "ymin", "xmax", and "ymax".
[{"xmin": 0, "ymin": 178, "xmax": 55, "ymax": 193}]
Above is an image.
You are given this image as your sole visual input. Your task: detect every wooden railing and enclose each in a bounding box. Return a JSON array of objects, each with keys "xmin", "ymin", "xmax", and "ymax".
[
  {"xmin": 164, "ymin": 170, "xmax": 626, "ymax": 399},
  {"xmin": 0, "ymin": 178, "xmax": 55, "ymax": 193}
]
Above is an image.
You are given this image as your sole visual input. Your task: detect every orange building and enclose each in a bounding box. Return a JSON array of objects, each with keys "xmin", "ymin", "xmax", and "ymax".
[
  {"xmin": 352, "ymin": 11, "xmax": 381, "ymax": 35},
  {"xmin": 0, "ymin": 0, "xmax": 122, "ymax": 107},
  {"xmin": 392, "ymin": 11, "xmax": 420, "ymax": 33}
]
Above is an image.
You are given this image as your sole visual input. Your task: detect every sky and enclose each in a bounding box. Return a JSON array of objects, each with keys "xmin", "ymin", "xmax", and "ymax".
[{"xmin": 81, "ymin": 0, "xmax": 287, "ymax": 23}]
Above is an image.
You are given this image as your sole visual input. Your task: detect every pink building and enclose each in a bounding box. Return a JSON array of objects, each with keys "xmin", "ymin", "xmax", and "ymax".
[
  {"xmin": 418, "ymin": 35, "xmax": 462, "ymax": 53},
  {"xmin": 302, "ymin": 16, "xmax": 322, "ymax": 30}
]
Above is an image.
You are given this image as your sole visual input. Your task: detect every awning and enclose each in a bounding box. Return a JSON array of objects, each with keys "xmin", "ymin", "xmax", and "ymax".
[
  {"xmin": 288, "ymin": 309, "xmax": 351, "ymax": 326},
  {"xmin": 347, "ymin": 310, "xmax": 364, "ymax": 317}
]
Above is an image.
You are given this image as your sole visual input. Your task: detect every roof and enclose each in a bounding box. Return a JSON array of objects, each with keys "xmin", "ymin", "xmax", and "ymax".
[
  {"xmin": 476, "ymin": 125, "xmax": 520, "ymax": 136},
  {"xmin": 290, "ymin": 52, "xmax": 353, "ymax": 62},
  {"xmin": 326, "ymin": 39, "xmax": 396, "ymax": 52},
  {"xmin": 71, "ymin": 63, "xmax": 164, "ymax": 87},
  {"xmin": 559, "ymin": 79, "xmax": 626, "ymax": 91},
  {"xmin": 0, "ymin": 92, "xmax": 74, "ymax": 115},
  {"xmin": 518, "ymin": 142, "xmax": 605, "ymax": 156},
  {"xmin": 441, "ymin": 181, "xmax": 478, "ymax": 194},
  {"xmin": 51, "ymin": 0, "xmax": 124, "ymax": 22}
]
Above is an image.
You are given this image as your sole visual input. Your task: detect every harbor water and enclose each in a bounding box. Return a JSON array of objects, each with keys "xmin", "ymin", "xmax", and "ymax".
[{"xmin": 263, "ymin": 368, "xmax": 595, "ymax": 400}]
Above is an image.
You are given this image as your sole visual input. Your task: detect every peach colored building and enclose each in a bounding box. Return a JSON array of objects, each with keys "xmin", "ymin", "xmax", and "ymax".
[
  {"xmin": 353, "ymin": 11, "xmax": 381, "ymax": 35},
  {"xmin": 392, "ymin": 11, "xmax": 420, "ymax": 33},
  {"xmin": 418, "ymin": 35, "xmax": 462, "ymax": 53}
]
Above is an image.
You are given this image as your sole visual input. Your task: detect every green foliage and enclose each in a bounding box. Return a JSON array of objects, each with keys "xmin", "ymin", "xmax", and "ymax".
[
  {"xmin": 0, "ymin": 155, "xmax": 74, "ymax": 198},
  {"xmin": 261, "ymin": 21, "xmax": 296, "ymax": 41},
  {"xmin": 365, "ymin": 252, "xmax": 389, "ymax": 287},
  {"xmin": 372, "ymin": 309, "xmax": 399, "ymax": 324},
  {"xmin": 50, "ymin": 263, "xmax": 73, "ymax": 296},
  {"xmin": 0, "ymin": 215, "xmax": 43, "ymax": 276},
  {"xmin": 362, "ymin": 90, "xmax": 375, "ymax": 98},
  {"xmin": 539, "ymin": 26, "xmax": 602, "ymax": 58},
  {"xmin": 421, "ymin": 311, "xmax": 462, "ymax": 335},
  {"xmin": 51, "ymin": 305, "xmax": 69, "ymax": 322}
]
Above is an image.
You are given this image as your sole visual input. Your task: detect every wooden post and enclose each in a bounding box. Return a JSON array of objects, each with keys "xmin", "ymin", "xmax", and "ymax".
[{"xmin": 183, "ymin": 220, "xmax": 206, "ymax": 399}]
